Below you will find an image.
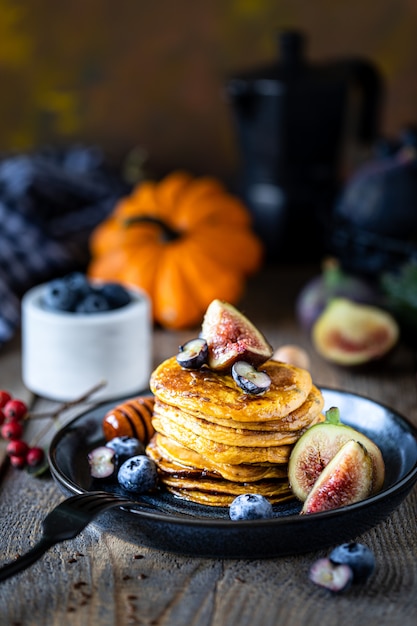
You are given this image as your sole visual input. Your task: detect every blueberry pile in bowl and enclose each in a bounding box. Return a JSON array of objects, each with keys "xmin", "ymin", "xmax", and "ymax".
[
  {"xmin": 22, "ymin": 273, "xmax": 152, "ymax": 401},
  {"xmin": 41, "ymin": 272, "xmax": 132, "ymax": 314}
]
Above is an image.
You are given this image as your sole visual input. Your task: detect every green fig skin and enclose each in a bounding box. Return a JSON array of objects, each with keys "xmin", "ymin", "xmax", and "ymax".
[{"xmin": 288, "ymin": 421, "xmax": 385, "ymax": 502}]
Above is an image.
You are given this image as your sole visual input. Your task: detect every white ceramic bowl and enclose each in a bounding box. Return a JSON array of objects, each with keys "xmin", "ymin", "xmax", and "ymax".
[{"xmin": 21, "ymin": 282, "xmax": 152, "ymax": 402}]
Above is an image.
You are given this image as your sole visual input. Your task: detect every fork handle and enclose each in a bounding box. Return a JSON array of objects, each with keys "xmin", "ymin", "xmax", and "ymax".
[{"xmin": 0, "ymin": 537, "xmax": 54, "ymax": 582}]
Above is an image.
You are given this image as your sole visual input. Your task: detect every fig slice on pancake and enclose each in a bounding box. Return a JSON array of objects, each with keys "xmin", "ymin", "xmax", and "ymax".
[{"xmin": 201, "ymin": 299, "xmax": 273, "ymax": 371}]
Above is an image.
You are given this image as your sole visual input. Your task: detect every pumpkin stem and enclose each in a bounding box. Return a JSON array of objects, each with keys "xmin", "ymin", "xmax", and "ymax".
[{"xmin": 124, "ymin": 215, "xmax": 180, "ymax": 242}]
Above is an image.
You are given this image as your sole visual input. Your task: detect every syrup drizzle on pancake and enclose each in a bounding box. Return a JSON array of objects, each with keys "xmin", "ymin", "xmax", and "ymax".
[{"xmin": 145, "ymin": 356, "xmax": 324, "ymax": 506}]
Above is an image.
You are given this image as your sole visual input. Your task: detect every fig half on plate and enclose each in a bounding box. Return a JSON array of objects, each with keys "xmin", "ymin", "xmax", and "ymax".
[
  {"xmin": 288, "ymin": 407, "xmax": 385, "ymax": 506},
  {"xmin": 312, "ymin": 298, "xmax": 399, "ymax": 366}
]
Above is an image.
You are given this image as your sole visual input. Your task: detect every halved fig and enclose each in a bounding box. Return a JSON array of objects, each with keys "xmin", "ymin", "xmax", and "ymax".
[
  {"xmin": 301, "ymin": 440, "xmax": 373, "ymax": 514},
  {"xmin": 176, "ymin": 338, "xmax": 208, "ymax": 369},
  {"xmin": 288, "ymin": 408, "xmax": 385, "ymax": 501},
  {"xmin": 200, "ymin": 299, "xmax": 273, "ymax": 371},
  {"xmin": 231, "ymin": 361, "xmax": 271, "ymax": 394},
  {"xmin": 312, "ymin": 298, "xmax": 399, "ymax": 366}
]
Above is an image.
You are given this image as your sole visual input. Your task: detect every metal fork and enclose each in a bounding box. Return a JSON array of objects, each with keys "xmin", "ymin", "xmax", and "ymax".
[{"xmin": 0, "ymin": 491, "xmax": 142, "ymax": 582}]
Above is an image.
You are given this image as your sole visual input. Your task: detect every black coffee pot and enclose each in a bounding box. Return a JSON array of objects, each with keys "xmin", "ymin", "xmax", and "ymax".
[{"xmin": 226, "ymin": 30, "xmax": 384, "ymax": 262}]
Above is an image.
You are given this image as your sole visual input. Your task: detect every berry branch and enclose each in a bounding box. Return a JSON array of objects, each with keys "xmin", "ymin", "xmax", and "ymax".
[
  {"xmin": 0, "ymin": 381, "xmax": 107, "ymax": 472},
  {"xmin": 25, "ymin": 380, "xmax": 107, "ymax": 421}
]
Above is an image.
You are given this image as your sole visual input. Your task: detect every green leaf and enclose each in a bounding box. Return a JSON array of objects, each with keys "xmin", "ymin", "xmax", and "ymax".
[
  {"xmin": 325, "ymin": 407, "xmax": 342, "ymax": 425},
  {"xmin": 381, "ymin": 261, "xmax": 417, "ymax": 308}
]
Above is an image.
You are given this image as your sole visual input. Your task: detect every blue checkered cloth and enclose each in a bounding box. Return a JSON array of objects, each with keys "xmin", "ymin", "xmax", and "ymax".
[{"xmin": 0, "ymin": 146, "xmax": 128, "ymax": 348}]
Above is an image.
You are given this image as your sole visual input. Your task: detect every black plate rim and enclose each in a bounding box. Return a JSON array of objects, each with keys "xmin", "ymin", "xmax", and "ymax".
[{"xmin": 48, "ymin": 386, "xmax": 417, "ymax": 529}]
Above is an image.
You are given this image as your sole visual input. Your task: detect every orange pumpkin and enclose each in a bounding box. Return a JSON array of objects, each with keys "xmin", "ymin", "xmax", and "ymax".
[{"xmin": 87, "ymin": 171, "xmax": 264, "ymax": 329}]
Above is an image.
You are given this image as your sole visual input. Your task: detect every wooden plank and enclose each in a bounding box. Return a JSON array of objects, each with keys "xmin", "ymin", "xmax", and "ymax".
[{"xmin": 1, "ymin": 266, "xmax": 417, "ymax": 626}]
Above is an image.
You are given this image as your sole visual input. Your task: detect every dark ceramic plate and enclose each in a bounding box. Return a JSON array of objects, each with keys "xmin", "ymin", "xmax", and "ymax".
[{"xmin": 48, "ymin": 388, "xmax": 417, "ymax": 559}]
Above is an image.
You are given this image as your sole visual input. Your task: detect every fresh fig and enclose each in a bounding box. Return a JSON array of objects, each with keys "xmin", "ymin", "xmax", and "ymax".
[
  {"xmin": 312, "ymin": 297, "xmax": 399, "ymax": 366},
  {"xmin": 200, "ymin": 299, "xmax": 273, "ymax": 371},
  {"xmin": 288, "ymin": 407, "xmax": 385, "ymax": 502},
  {"xmin": 296, "ymin": 258, "xmax": 379, "ymax": 332},
  {"xmin": 301, "ymin": 439, "xmax": 373, "ymax": 514}
]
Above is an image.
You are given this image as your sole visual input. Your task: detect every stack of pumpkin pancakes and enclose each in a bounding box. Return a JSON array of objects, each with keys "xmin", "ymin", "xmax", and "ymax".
[{"xmin": 146, "ymin": 355, "xmax": 325, "ymax": 507}]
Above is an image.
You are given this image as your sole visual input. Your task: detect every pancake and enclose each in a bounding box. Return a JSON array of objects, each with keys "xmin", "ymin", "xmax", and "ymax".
[
  {"xmin": 150, "ymin": 356, "xmax": 313, "ymax": 422},
  {"xmin": 201, "ymin": 385, "xmax": 324, "ymax": 432},
  {"xmin": 147, "ymin": 434, "xmax": 293, "ymax": 506},
  {"xmin": 147, "ymin": 434, "xmax": 289, "ymax": 482},
  {"xmin": 153, "ymin": 384, "xmax": 323, "ymax": 441},
  {"xmin": 152, "ymin": 415, "xmax": 293, "ymax": 464},
  {"xmin": 165, "ymin": 488, "xmax": 295, "ymax": 507},
  {"xmin": 153, "ymin": 401, "xmax": 303, "ymax": 447},
  {"xmin": 148, "ymin": 346, "xmax": 325, "ymax": 507},
  {"xmin": 161, "ymin": 474, "xmax": 291, "ymax": 497},
  {"xmin": 163, "ymin": 480, "xmax": 294, "ymax": 507}
]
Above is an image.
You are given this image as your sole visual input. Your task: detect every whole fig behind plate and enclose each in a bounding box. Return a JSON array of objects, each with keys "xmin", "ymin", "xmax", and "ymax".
[{"xmin": 296, "ymin": 258, "xmax": 379, "ymax": 332}]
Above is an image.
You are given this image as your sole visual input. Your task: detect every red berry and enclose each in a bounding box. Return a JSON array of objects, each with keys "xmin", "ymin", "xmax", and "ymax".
[
  {"xmin": 4, "ymin": 399, "xmax": 27, "ymax": 422},
  {"xmin": 6, "ymin": 439, "xmax": 29, "ymax": 458},
  {"xmin": 0, "ymin": 408, "xmax": 5, "ymax": 426},
  {"xmin": 0, "ymin": 390, "xmax": 12, "ymax": 408},
  {"xmin": 26, "ymin": 447, "xmax": 45, "ymax": 467},
  {"xmin": 1, "ymin": 421, "xmax": 23, "ymax": 440},
  {"xmin": 9, "ymin": 455, "xmax": 26, "ymax": 469}
]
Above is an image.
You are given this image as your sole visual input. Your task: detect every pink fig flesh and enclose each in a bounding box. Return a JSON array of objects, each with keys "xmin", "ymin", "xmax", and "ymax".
[
  {"xmin": 201, "ymin": 299, "xmax": 273, "ymax": 371},
  {"xmin": 301, "ymin": 440, "xmax": 373, "ymax": 515},
  {"xmin": 288, "ymin": 420, "xmax": 385, "ymax": 502}
]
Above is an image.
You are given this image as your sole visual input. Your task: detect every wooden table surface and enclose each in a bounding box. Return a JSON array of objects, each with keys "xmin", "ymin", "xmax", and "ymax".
[{"xmin": 1, "ymin": 265, "xmax": 417, "ymax": 626}]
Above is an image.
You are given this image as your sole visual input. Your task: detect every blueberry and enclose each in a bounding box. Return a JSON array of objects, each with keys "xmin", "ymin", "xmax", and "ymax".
[
  {"xmin": 176, "ymin": 338, "xmax": 208, "ymax": 369},
  {"xmin": 42, "ymin": 278, "xmax": 79, "ymax": 312},
  {"xmin": 41, "ymin": 273, "xmax": 133, "ymax": 314},
  {"xmin": 99, "ymin": 283, "xmax": 132, "ymax": 309},
  {"xmin": 117, "ymin": 455, "xmax": 158, "ymax": 494},
  {"xmin": 229, "ymin": 493, "xmax": 273, "ymax": 521},
  {"xmin": 75, "ymin": 291, "xmax": 110, "ymax": 313},
  {"xmin": 106, "ymin": 436, "xmax": 145, "ymax": 459},
  {"xmin": 231, "ymin": 361, "xmax": 271, "ymax": 395},
  {"xmin": 329, "ymin": 542, "xmax": 375, "ymax": 584},
  {"xmin": 64, "ymin": 272, "xmax": 92, "ymax": 299},
  {"xmin": 87, "ymin": 446, "xmax": 117, "ymax": 479},
  {"xmin": 42, "ymin": 273, "xmax": 94, "ymax": 312}
]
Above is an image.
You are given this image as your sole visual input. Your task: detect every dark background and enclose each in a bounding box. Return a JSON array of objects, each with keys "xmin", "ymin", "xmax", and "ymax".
[{"xmin": 1, "ymin": 0, "xmax": 416, "ymax": 182}]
